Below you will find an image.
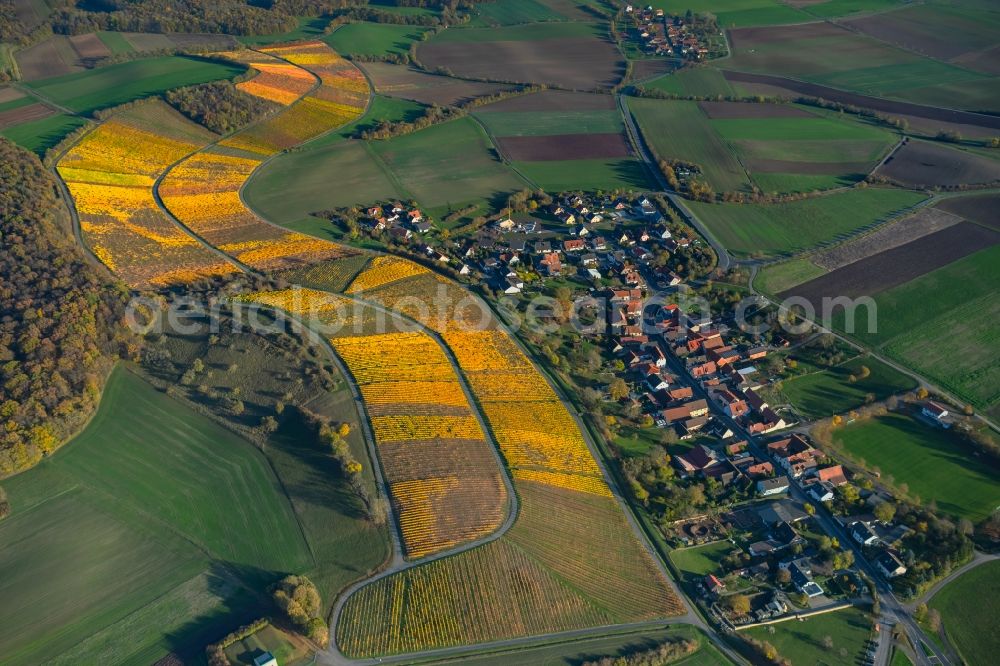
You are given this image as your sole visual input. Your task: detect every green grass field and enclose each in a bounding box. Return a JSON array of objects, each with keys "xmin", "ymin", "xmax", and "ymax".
[
  {"xmin": 630, "ymin": 98, "xmax": 750, "ymax": 193},
  {"xmin": 246, "ymin": 140, "xmax": 405, "ymax": 224},
  {"xmin": 431, "ymin": 21, "xmax": 603, "ymax": 42},
  {"xmin": 370, "ymin": 116, "xmax": 529, "ymax": 211},
  {"xmin": 687, "ymin": 188, "xmax": 925, "ymax": 257},
  {"xmin": 237, "ymin": 16, "xmax": 331, "ymax": 46},
  {"xmin": 324, "ymin": 22, "xmax": 431, "ymax": 57},
  {"xmin": 643, "ymin": 67, "xmax": 736, "ymax": 96},
  {"xmin": 0, "ymin": 112, "xmax": 87, "ymax": 154},
  {"xmin": 466, "ymin": 0, "xmax": 566, "ymax": 27},
  {"xmin": 26, "ymin": 55, "xmax": 245, "ymax": 114},
  {"xmin": 418, "ymin": 624, "xmax": 726, "ymax": 665},
  {"xmin": 930, "ymin": 560, "xmax": 1000, "ymax": 666},
  {"xmin": 475, "ymin": 108, "xmax": 624, "ymax": 136},
  {"xmin": 630, "ymin": 97, "xmax": 896, "ymax": 195},
  {"xmin": 726, "ymin": 23, "xmax": 996, "ymax": 112},
  {"xmin": 96, "ymin": 31, "xmax": 134, "ymax": 55},
  {"xmin": 804, "ymin": 0, "xmax": 903, "ymax": 19},
  {"xmin": 890, "ymin": 647, "xmax": 915, "ymax": 666},
  {"xmin": 669, "ymin": 541, "xmax": 734, "ymax": 585},
  {"xmin": 515, "ymin": 157, "xmax": 652, "ymax": 191},
  {"xmin": 779, "ymin": 355, "xmax": 917, "ymax": 419},
  {"xmin": 745, "ymin": 605, "xmax": 872, "ymax": 665},
  {"xmin": 756, "ymin": 258, "xmax": 826, "ymax": 295},
  {"xmin": 836, "ymin": 245, "xmax": 1000, "ymax": 412},
  {"xmin": 832, "ymin": 413, "xmax": 1000, "ymax": 521},
  {"xmin": 648, "ymin": 0, "xmax": 809, "ymax": 27},
  {"xmin": 0, "ymin": 366, "xmax": 387, "ymax": 664}
]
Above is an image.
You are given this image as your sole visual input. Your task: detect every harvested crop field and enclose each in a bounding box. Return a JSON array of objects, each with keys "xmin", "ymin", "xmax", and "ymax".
[
  {"xmin": 0, "ymin": 88, "xmax": 24, "ymax": 104},
  {"xmin": 782, "ymin": 222, "xmax": 1000, "ymax": 304},
  {"xmin": 876, "ymin": 140, "xmax": 1000, "ymax": 187},
  {"xmin": 0, "ymin": 102, "xmax": 53, "ymax": 129},
  {"xmin": 936, "ymin": 193, "xmax": 1000, "ymax": 229},
  {"xmin": 844, "ymin": 4, "xmax": 999, "ymax": 62},
  {"xmin": 698, "ymin": 100, "xmax": 813, "ymax": 119},
  {"xmin": 810, "ymin": 206, "xmax": 963, "ymax": 271},
  {"xmin": 630, "ymin": 58, "xmax": 677, "ymax": 82},
  {"xmin": 16, "ymin": 36, "xmax": 83, "ymax": 80},
  {"xmin": 722, "ymin": 70, "xmax": 1000, "ymax": 132},
  {"xmin": 162, "ymin": 33, "xmax": 239, "ymax": 50},
  {"xmin": 745, "ymin": 158, "xmax": 870, "ymax": 174},
  {"xmin": 68, "ymin": 33, "xmax": 111, "ymax": 61},
  {"xmin": 496, "ymin": 132, "xmax": 631, "ymax": 160},
  {"xmin": 419, "ymin": 30, "xmax": 623, "ymax": 90},
  {"xmin": 359, "ymin": 62, "xmax": 516, "ymax": 106},
  {"xmin": 477, "ymin": 89, "xmax": 616, "ymax": 112}
]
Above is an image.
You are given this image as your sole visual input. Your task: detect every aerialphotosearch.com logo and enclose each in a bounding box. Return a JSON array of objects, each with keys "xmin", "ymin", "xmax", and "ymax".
[{"xmin": 123, "ymin": 284, "xmax": 877, "ymax": 341}]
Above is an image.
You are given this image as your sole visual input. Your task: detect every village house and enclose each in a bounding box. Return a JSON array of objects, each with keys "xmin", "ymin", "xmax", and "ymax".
[
  {"xmin": 850, "ymin": 521, "xmax": 880, "ymax": 546},
  {"xmin": 672, "ymin": 443, "xmax": 718, "ymax": 476},
  {"xmin": 757, "ymin": 475, "xmax": 789, "ymax": 496},
  {"xmin": 538, "ymin": 252, "xmax": 562, "ymax": 276},
  {"xmin": 875, "ymin": 550, "xmax": 907, "ymax": 578},
  {"xmin": 815, "ymin": 464, "xmax": 848, "ymax": 486}
]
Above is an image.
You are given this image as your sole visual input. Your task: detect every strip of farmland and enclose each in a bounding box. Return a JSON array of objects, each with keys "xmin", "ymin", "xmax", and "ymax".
[{"xmin": 781, "ymin": 221, "xmax": 1000, "ymax": 304}]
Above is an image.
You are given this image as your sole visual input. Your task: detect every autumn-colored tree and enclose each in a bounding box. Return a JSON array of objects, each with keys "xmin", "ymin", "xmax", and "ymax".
[
  {"xmin": 609, "ymin": 378, "xmax": 629, "ymax": 401},
  {"xmin": 724, "ymin": 594, "xmax": 751, "ymax": 615}
]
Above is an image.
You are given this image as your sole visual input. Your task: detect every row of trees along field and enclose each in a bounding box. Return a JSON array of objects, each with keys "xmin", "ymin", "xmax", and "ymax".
[{"xmin": 0, "ymin": 138, "xmax": 133, "ymax": 476}]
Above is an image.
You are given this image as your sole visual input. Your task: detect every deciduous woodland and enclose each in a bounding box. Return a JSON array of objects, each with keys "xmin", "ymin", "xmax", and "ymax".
[{"xmin": 0, "ymin": 138, "xmax": 131, "ymax": 475}]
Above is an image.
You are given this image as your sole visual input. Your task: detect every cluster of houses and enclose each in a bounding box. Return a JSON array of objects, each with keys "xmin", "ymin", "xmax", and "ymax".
[
  {"xmin": 624, "ymin": 5, "xmax": 711, "ymax": 59},
  {"xmin": 356, "ymin": 195, "xmax": 695, "ymax": 293},
  {"xmin": 470, "ymin": 195, "xmax": 690, "ymax": 294},
  {"xmin": 612, "ymin": 300, "xmax": 791, "ymax": 441},
  {"xmin": 696, "ymin": 500, "xmax": 861, "ymax": 624},
  {"xmin": 841, "ymin": 513, "xmax": 911, "ymax": 580},
  {"xmin": 363, "ymin": 202, "xmax": 433, "ymax": 240}
]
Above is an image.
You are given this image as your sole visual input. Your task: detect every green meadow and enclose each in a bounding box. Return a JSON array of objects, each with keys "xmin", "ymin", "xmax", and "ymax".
[
  {"xmin": 687, "ymin": 188, "xmax": 925, "ymax": 257},
  {"xmin": 833, "ymin": 413, "xmax": 1000, "ymax": 521},
  {"xmin": 26, "ymin": 55, "xmax": 245, "ymax": 114},
  {"xmin": 931, "ymin": 560, "xmax": 1000, "ymax": 666},
  {"xmin": 0, "ymin": 367, "xmax": 386, "ymax": 664},
  {"xmin": 836, "ymin": 245, "xmax": 1000, "ymax": 413},
  {"xmin": 745, "ymin": 606, "xmax": 873, "ymax": 665},
  {"xmin": 780, "ymin": 355, "xmax": 917, "ymax": 419},
  {"xmin": 324, "ymin": 22, "xmax": 432, "ymax": 58}
]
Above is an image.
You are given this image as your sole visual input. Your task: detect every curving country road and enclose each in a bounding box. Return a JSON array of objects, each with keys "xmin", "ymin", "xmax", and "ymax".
[{"xmin": 616, "ymin": 93, "xmax": 733, "ymax": 272}]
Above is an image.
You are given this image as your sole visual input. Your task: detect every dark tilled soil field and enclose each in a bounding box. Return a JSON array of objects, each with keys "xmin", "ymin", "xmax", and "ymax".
[
  {"xmin": 952, "ymin": 45, "xmax": 1000, "ymax": 76},
  {"xmin": 722, "ymin": 70, "xmax": 1000, "ymax": 132},
  {"xmin": 0, "ymin": 102, "xmax": 54, "ymax": 129},
  {"xmin": 698, "ymin": 101, "xmax": 813, "ymax": 119},
  {"xmin": 497, "ymin": 132, "xmax": 631, "ymax": 161},
  {"xmin": 746, "ymin": 158, "xmax": 870, "ymax": 174},
  {"xmin": 810, "ymin": 207, "xmax": 964, "ymax": 271},
  {"xmin": 0, "ymin": 88, "xmax": 25, "ymax": 104},
  {"xmin": 15, "ymin": 36, "xmax": 84, "ymax": 80},
  {"xmin": 68, "ymin": 33, "xmax": 111, "ymax": 61},
  {"xmin": 359, "ymin": 62, "xmax": 518, "ymax": 106},
  {"xmin": 936, "ymin": 194, "xmax": 1000, "ymax": 230},
  {"xmin": 728, "ymin": 22, "xmax": 843, "ymax": 48},
  {"xmin": 167, "ymin": 34, "xmax": 239, "ymax": 50},
  {"xmin": 782, "ymin": 222, "xmax": 1000, "ymax": 305},
  {"xmin": 845, "ymin": 13, "xmax": 976, "ymax": 61},
  {"xmin": 630, "ymin": 58, "xmax": 677, "ymax": 83},
  {"xmin": 876, "ymin": 140, "xmax": 1000, "ymax": 187},
  {"xmin": 476, "ymin": 89, "xmax": 616, "ymax": 112},
  {"xmin": 418, "ymin": 37, "xmax": 623, "ymax": 90}
]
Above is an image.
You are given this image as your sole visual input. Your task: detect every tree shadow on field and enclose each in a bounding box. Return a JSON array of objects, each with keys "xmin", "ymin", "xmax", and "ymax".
[
  {"xmin": 566, "ymin": 635, "xmax": 665, "ymax": 665},
  {"xmin": 269, "ymin": 417, "xmax": 370, "ymax": 521},
  {"xmin": 160, "ymin": 562, "xmax": 279, "ymax": 661}
]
